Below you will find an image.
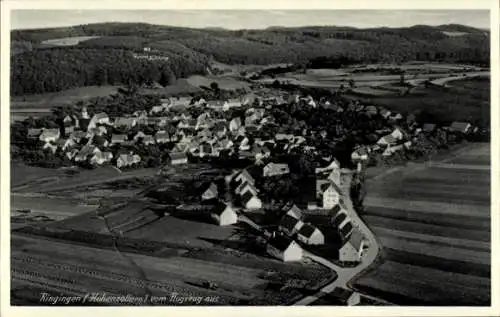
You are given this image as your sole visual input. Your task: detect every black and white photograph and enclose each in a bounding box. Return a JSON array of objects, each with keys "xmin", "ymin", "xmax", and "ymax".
[{"xmin": 1, "ymin": 0, "xmax": 498, "ymax": 314}]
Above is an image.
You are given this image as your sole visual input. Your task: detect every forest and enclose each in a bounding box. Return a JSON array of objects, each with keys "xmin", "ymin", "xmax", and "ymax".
[{"xmin": 11, "ymin": 22, "xmax": 490, "ymax": 95}]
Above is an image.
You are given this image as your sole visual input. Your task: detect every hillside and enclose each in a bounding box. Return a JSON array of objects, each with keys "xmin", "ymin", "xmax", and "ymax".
[{"xmin": 10, "ymin": 22, "xmax": 490, "ymax": 95}]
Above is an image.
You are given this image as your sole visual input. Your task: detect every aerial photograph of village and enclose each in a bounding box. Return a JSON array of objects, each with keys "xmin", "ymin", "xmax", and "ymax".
[{"xmin": 8, "ymin": 9, "xmax": 491, "ymax": 307}]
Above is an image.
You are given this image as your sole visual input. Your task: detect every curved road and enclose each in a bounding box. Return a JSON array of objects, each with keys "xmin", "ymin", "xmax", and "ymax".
[{"xmin": 238, "ymin": 171, "xmax": 382, "ymax": 306}]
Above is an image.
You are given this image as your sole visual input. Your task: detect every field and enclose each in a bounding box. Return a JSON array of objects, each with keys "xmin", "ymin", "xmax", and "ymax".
[
  {"xmin": 352, "ymin": 143, "xmax": 490, "ymax": 305},
  {"xmin": 347, "ymin": 77, "xmax": 490, "ymax": 126},
  {"xmin": 11, "ymin": 195, "xmax": 98, "ymax": 221},
  {"xmin": 40, "ymin": 36, "xmax": 102, "ymax": 47},
  {"xmin": 185, "ymin": 75, "xmax": 250, "ymax": 91}
]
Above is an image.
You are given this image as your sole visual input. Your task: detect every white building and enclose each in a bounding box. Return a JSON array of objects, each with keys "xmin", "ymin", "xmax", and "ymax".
[
  {"xmin": 266, "ymin": 234, "xmax": 303, "ymax": 262},
  {"xmin": 297, "ymin": 223, "xmax": 325, "ymax": 245},
  {"xmin": 211, "ymin": 202, "xmax": 238, "ymax": 226}
]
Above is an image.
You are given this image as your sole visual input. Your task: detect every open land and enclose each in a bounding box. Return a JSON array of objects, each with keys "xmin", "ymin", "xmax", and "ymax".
[{"xmin": 352, "ymin": 143, "xmax": 490, "ymax": 306}]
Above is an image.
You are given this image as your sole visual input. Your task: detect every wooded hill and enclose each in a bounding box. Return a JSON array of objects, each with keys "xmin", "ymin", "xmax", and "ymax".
[{"xmin": 11, "ymin": 23, "xmax": 490, "ymax": 95}]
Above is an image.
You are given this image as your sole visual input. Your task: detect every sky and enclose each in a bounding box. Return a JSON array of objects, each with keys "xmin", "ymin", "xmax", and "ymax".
[{"xmin": 10, "ymin": 10, "xmax": 490, "ymax": 30}]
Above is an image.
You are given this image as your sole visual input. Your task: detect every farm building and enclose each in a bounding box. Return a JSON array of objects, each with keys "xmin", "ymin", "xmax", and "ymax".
[
  {"xmin": 327, "ymin": 169, "xmax": 341, "ymax": 186},
  {"xmin": 283, "ymin": 204, "xmax": 303, "ymax": 220},
  {"xmin": 263, "ymin": 163, "xmax": 290, "ymax": 177},
  {"xmin": 297, "ymin": 223, "xmax": 324, "ymax": 245},
  {"xmin": 450, "ymin": 121, "xmax": 472, "ymax": 134},
  {"xmin": 201, "ymin": 183, "xmax": 218, "ymax": 201},
  {"xmin": 339, "ymin": 229, "xmax": 365, "ymax": 263},
  {"xmin": 329, "ymin": 287, "xmax": 361, "ymax": 306},
  {"xmin": 211, "ymin": 202, "xmax": 238, "ymax": 226},
  {"xmin": 170, "ymin": 152, "xmax": 188, "ymax": 165},
  {"xmin": 241, "ymin": 191, "xmax": 262, "ymax": 210},
  {"xmin": 39, "ymin": 129, "xmax": 60, "ymax": 143},
  {"xmin": 266, "ymin": 234, "xmax": 303, "ymax": 262},
  {"xmin": 279, "ymin": 214, "xmax": 304, "ymax": 236}
]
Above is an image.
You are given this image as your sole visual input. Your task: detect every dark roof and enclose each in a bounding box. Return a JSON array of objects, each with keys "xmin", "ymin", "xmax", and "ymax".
[
  {"xmin": 298, "ymin": 223, "xmax": 317, "ymax": 238},
  {"xmin": 339, "ymin": 222, "xmax": 353, "ymax": 238},
  {"xmin": 212, "ymin": 202, "xmax": 231, "ymax": 216},
  {"xmin": 241, "ymin": 191, "xmax": 258, "ymax": 205},
  {"xmin": 79, "ymin": 118, "xmax": 90, "ymax": 130},
  {"xmin": 331, "ymin": 204, "xmax": 341, "ymax": 214},
  {"xmin": 332, "ymin": 212, "xmax": 348, "ymax": 228},
  {"xmin": 279, "ymin": 215, "xmax": 301, "ymax": 232},
  {"xmin": 267, "ymin": 234, "xmax": 294, "ymax": 251}
]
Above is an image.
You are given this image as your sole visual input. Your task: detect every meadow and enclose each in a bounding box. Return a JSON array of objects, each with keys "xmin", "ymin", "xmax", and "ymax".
[{"xmin": 352, "ymin": 143, "xmax": 491, "ymax": 306}]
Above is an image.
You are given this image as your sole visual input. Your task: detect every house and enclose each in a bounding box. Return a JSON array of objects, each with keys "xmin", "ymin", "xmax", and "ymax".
[
  {"xmin": 170, "ymin": 151, "xmax": 188, "ymax": 165},
  {"xmin": 266, "ymin": 234, "xmax": 303, "ymax": 262},
  {"xmin": 263, "ymin": 163, "xmax": 290, "ymax": 177},
  {"xmin": 339, "ymin": 221, "xmax": 354, "ymax": 240},
  {"xmin": 114, "ymin": 117, "xmax": 137, "ymax": 128},
  {"xmin": 241, "ymin": 191, "xmax": 262, "ymax": 210},
  {"xmin": 252, "ymin": 144, "xmax": 271, "ymax": 162},
  {"xmin": 450, "ymin": 121, "xmax": 472, "ymax": 134},
  {"xmin": 75, "ymin": 145, "xmax": 100, "ymax": 162},
  {"xmin": 380, "ymin": 109, "xmax": 391, "ymax": 119},
  {"xmin": 39, "ymin": 129, "xmax": 60, "ymax": 143},
  {"xmin": 90, "ymin": 152, "xmax": 113, "ymax": 165},
  {"xmin": 235, "ymin": 182, "xmax": 258, "ymax": 197},
  {"xmin": 351, "ymin": 147, "xmax": 369, "ymax": 161},
  {"xmin": 315, "ymin": 158, "xmax": 341, "ymax": 174},
  {"xmin": 327, "ymin": 169, "xmax": 341, "ymax": 186},
  {"xmin": 275, "ymin": 133, "xmax": 294, "ymax": 142},
  {"xmin": 328, "ymin": 288, "xmax": 361, "ymax": 306},
  {"xmin": 117, "ymin": 154, "xmax": 141, "ymax": 168},
  {"xmin": 332, "ymin": 211, "xmax": 350, "ymax": 230},
  {"xmin": 423, "ymin": 123, "xmax": 437, "ymax": 133},
  {"xmin": 376, "ymin": 134, "xmax": 397, "ymax": 146},
  {"xmin": 297, "ymin": 223, "xmax": 324, "ymax": 245},
  {"xmin": 155, "ymin": 131, "xmax": 169, "ymax": 144},
  {"xmin": 283, "ymin": 204, "xmax": 303, "ymax": 220},
  {"xmin": 206, "ymin": 100, "xmax": 227, "ymax": 110},
  {"xmin": 317, "ymin": 181, "xmax": 342, "ymax": 209},
  {"xmin": 43, "ymin": 142, "xmax": 58, "ymax": 154},
  {"xmin": 211, "ymin": 202, "xmax": 238, "ymax": 226},
  {"xmin": 27, "ymin": 128, "xmax": 43, "ymax": 139},
  {"xmin": 339, "ymin": 229, "xmax": 365, "ymax": 262},
  {"xmin": 229, "ymin": 117, "xmax": 242, "ymax": 132},
  {"xmin": 234, "ymin": 169, "xmax": 255, "ymax": 186},
  {"xmin": 142, "ymin": 135, "xmax": 155, "ymax": 145},
  {"xmin": 59, "ymin": 138, "xmax": 76, "ymax": 151},
  {"xmin": 111, "ymin": 134, "xmax": 128, "ymax": 145},
  {"xmin": 90, "ymin": 112, "xmax": 110, "ymax": 125},
  {"xmin": 199, "ymin": 143, "xmax": 214, "ymax": 158},
  {"xmin": 64, "ymin": 126, "xmax": 75, "ymax": 135},
  {"xmin": 69, "ymin": 131, "xmax": 86, "ymax": 143},
  {"xmin": 150, "ymin": 105, "xmax": 167, "ymax": 115},
  {"xmin": 133, "ymin": 131, "xmax": 147, "ymax": 141},
  {"xmin": 279, "ymin": 214, "xmax": 304, "ymax": 236},
  {"xmin": 202, "ymin": 183, "xmax": 218, "ymax": 201},
  {"xmin": 66, "ymin": 148, "xmax": 79, "ymax": 160},
  {"xmin": 390, "ymin": 128, "xmax": 405, "ymax": 141}
]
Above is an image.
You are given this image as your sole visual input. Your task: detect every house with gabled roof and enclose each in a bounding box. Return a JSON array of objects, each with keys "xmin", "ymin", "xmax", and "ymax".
[
  {"xmin": 297, "ymin": 223, "xmax": 324, "ymax": 245},
  {"xmin": 111, "ymin": 134, "xmax": 128, "ymax": 145},
  {"xmin": 142, "ymin": 135, "xmax": 155, "ymax": 146},
  {"xmin": 27, "ymin": 128, "xmax": 43, "ymax": 139},
  {"xmin": 283, "ymin": 204, "xmax": 303, "ymax": 220},
  {"xmin": 317, "ymin": 180, "xmax": 342, "ymax": 209},
  {"xmin": 90, "ymin": 112, "xmax": 110, "ymax": 125},
  {"xmin": 339, "ymin": 228, "xmax": 365, "ymax": 263},
  {"xmin": 266, "ymin": 234, "xmax": 302, "ymax": 262},
  {"xmin": 43, "ymin": 142, "xmax": 58, "ymax": 154},
  {"xmin": 202, "ymin": 182, "xmax": 218, "ymax": 201},
  {"xmin": 114, "ymin": 117, "xmax": 137, "ymax": 128},
  {"xmin": 229, "ymin": 117, "xmax": 242, "ymax": 133},
  {"xmin": 315, "ymin": 158, "xmax": 341, "ymax": 174},
  {"xmin": 117, "ymin": 153, "xmax": 141, "ymax": 168},
  {"xmin": 339, "ymin": 221, "xmax": 354, "ymax": 240},
  {"xmin": 170, "ymin": 151, "xmax": 188, "ymax": 165},
  {"xmin": 241, "ymin": 191, "xmax": 262, "ymax": 210},
  {"xmin": 279, "ymin": 214, "xmax": 304, "ymax": 236},
  {"xmin": 90, "ymin": 152, "xmax": 113, "ymax": 165},
  {"xmin": 235, "ymin": 181, "xmax": 258, "ymax": 197},
  {"xmin": 75, "ymin": 145, "xmax": 100, "ymax": 162},
  {"xmin": 155, "ymin": 131, "xmax": 169, "ymax": 144},
  {"xmin": 211, "ymin": 202, "xmax": 237, "ymax": 226},
  {"xmin": 450, "ymin": 121, "xmax": 472, "ymax": 134},
  {"xmin": 263, "ymin": 163, "xmax": 290, "ymax": 177},
  {"xmin": 234, "ymin": 169, "xmax": 255, "ymax": 186},
  {"xmin": 39, "ymin": 129, "xmax": 60, "ymax": 143}
]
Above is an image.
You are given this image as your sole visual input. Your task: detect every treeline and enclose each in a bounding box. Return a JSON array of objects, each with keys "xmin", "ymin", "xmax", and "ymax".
[{"xmin": 11, "ymin": 47, "xmax": 208, "ymax": 95}]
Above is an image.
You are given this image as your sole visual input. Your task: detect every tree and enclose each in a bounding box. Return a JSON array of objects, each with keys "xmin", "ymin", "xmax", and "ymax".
[{"xmin": 348, "ymin": 79, "xmax": 355, "ymax": 89}]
